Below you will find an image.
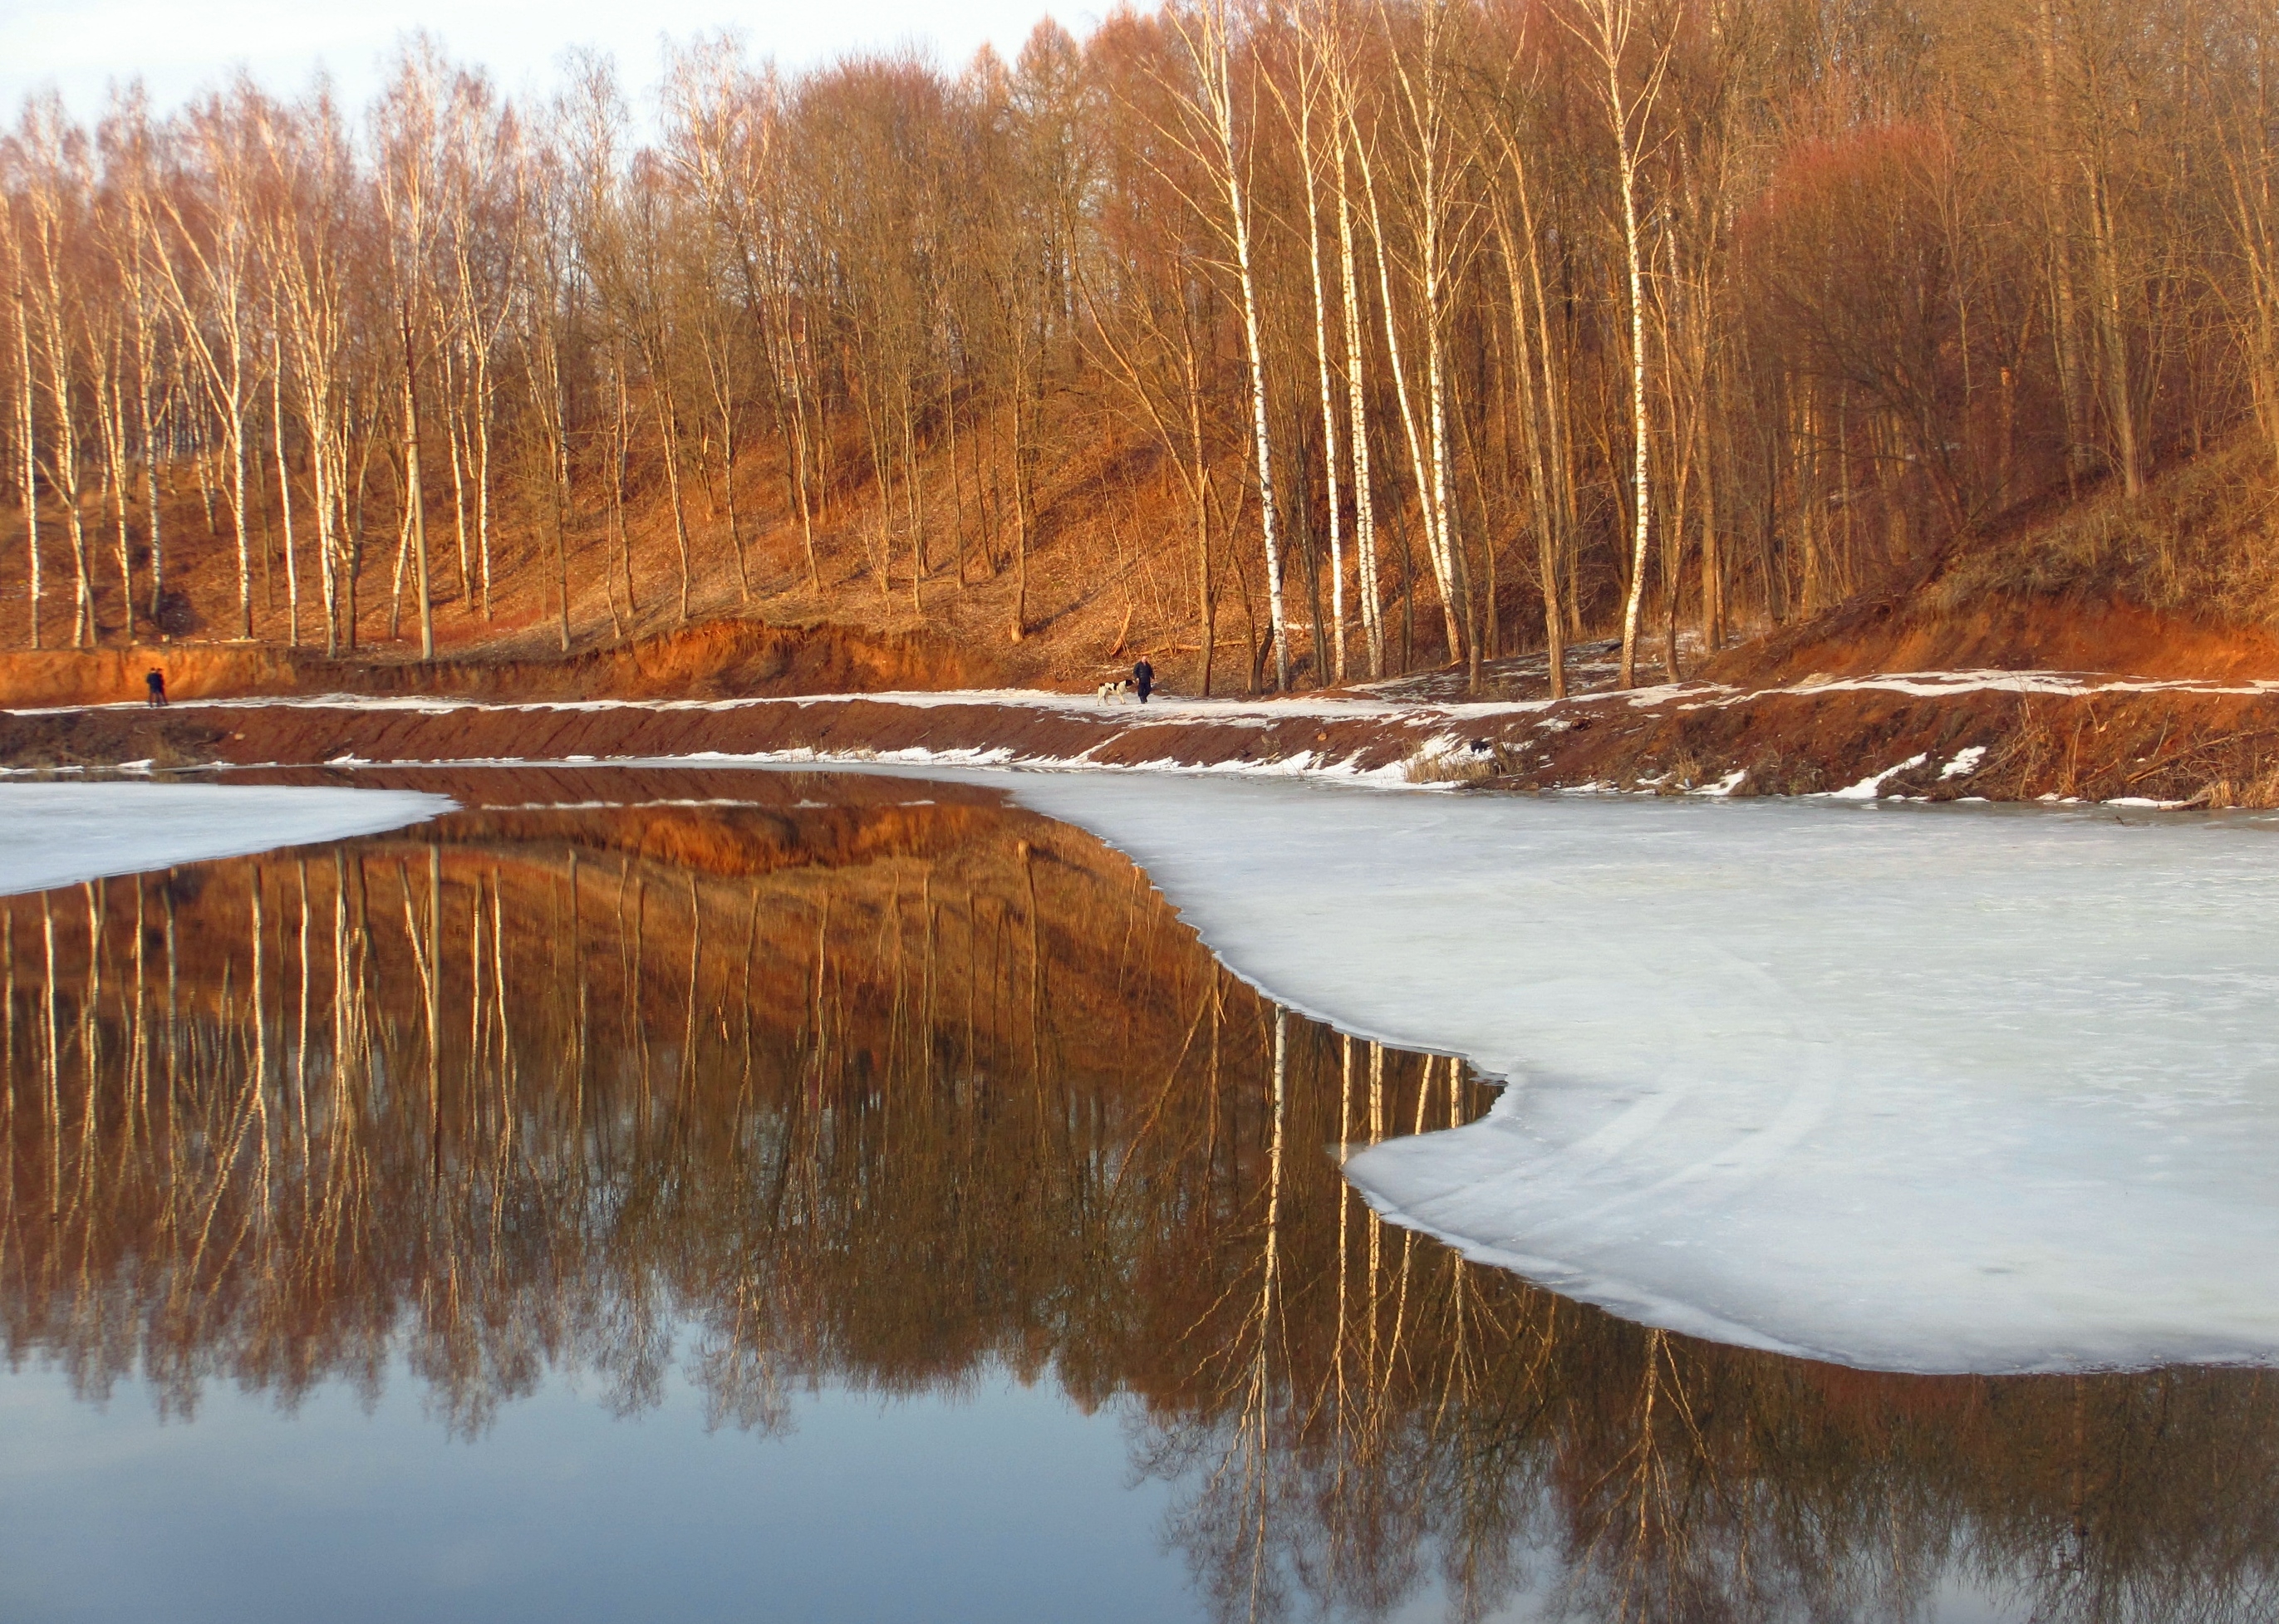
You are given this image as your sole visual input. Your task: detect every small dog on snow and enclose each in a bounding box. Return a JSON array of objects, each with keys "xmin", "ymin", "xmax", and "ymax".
[{"xmin": 1096, "ymin": 678, "xmax": 1136, "ymax": 704}]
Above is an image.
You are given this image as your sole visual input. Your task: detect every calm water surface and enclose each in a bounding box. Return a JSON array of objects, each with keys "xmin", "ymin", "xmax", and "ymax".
[{"xmin": 2, "ymin": 766, "xmax": 2273, "ymax": 1622}]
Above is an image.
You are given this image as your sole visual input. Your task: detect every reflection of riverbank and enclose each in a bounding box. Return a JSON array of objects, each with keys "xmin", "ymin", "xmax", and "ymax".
[{"xmin": 2, "ymin": 770, "xmax": 2277, "ymax": 1622}]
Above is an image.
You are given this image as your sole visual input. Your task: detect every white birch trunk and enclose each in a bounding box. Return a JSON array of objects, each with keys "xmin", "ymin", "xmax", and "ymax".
[
  {"xmin": 1184, "ymin": 0, "xmax": 1289, "ymax": 690},
  {"xmin": 1583, "ymin": 0, "xmax": 1660, "ymax": 690},
  {"xmin": 472, "ymin": 345, "xmax": 494, "ymax": 619},
  {"xmin": 1219, "ymin": 37, "xmax": 1290, "ymax": 690},
  {"xmin": 1294, "ymin": 20, "xmax": 1346, "ymax": 684},
  {"xmin": 269, "ymin": 332, "xmax": 299, "ymax": 646},
  {"xmin": 13, "ymin": 285, "xmax": 42, "ymax": 650},
  {"xmin": 31, "ymin": 272, "xmax": 92, "ymax": 649},
  {"xmin": 1336, "ymin": 146, "xmax": 1383, "ymax": 677},
  {"xmin": 96, "ymin": 335, "xmax": 134, "ymax": 643},
  {"xmin": 226, "ymin": 350, "xmax": 251, "ymax": 640},
  {"xmin": 1354, "ymin": 128, "xmax": 1462, "ymax": 666}
]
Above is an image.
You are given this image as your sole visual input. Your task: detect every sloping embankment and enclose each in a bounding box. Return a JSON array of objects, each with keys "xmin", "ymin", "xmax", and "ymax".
[
  {"xmin": 1711, "ymin": 590, "xmax": 2279, "ymax": 689},
  {"xmin": 0, "ymin": 617, "xmax": 991, "ymax": 709},
  {"xmin": 9, "ymin": 670, "xmax": 2279, "ymax": 807}
]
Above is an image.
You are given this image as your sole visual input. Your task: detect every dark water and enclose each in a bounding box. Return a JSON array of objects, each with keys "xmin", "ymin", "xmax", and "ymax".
[{"xmin": 3, "ymin": 766, "xmax": 2276, "ymax": 1623}]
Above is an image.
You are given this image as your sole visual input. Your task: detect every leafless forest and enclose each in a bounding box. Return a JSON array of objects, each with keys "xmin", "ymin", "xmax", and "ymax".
[{"xmin": 5, "ymin": 0, "xmax": 2277, "ymax": 691}]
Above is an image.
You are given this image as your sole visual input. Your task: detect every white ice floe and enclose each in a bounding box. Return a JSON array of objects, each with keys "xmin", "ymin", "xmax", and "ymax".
[
  {"xmin": 987, "ymin": 772, "xmax": 2279, "ymax": 1375},
  {"xmin": 0, "ymin": 783, "xmax": 453, "ymax": 898}
]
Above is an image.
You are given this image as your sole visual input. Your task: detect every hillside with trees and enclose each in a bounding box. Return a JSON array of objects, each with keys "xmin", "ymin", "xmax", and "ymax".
[{"xmin": 3, "ymin": 0, "xmax": 2275, "ymax": 699}]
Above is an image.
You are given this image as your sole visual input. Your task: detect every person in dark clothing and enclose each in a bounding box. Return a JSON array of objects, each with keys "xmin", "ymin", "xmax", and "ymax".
[
  {"xmin": 1132, "ymin": 656, "xmax": 1155, "ymax": 704},
  {"xmin": 144, "ymin": 669, "xmax": 167, "ymax": 707}
]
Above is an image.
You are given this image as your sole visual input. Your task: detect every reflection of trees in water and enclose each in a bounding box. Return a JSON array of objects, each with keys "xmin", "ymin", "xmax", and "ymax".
[{"xmin": 4, "ymin": 788, "xmax": 2278, "ymax": 1623}]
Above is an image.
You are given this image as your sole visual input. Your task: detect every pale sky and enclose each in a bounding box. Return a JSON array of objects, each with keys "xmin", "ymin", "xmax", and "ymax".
[{"xmin": 0, "ymin": 0, "xmax": 1088, "ymax": 127}]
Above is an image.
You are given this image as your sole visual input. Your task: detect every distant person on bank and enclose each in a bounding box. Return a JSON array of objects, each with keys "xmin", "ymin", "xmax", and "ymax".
[
  {"xmin": 144, "ymin": 669, "xmax": 167, "ymax": 707},
  {"xmin": 1132, "ymin": 656, "xmax": 1154, "ymax": 704}
]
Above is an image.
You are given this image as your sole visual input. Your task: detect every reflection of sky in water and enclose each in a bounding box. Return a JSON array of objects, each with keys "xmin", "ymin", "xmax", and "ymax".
[
  {"xmin": 0, "ymin": 1352, "xmax": 2027, "ymax": 1624},
  {"xmin": 0, "ymin": 1357, "xmax": 1188, "ymax": 1624}
]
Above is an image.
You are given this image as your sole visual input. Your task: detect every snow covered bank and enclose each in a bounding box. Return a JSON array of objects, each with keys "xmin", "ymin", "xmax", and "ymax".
[
  {"xmin": 0, "ymin": 783, "xmax": 454, "ymax": 898},
  {"xmin": 16, "ymin": 664, "xmax": 2279, "ymax": 719},
  {"xmin": 993, "ymin": 772, "xmax": 2279, "ymax": 1375},
  {"xmin": 13, "ymin": 662, "xmax": 2279, "ymax": 807}
]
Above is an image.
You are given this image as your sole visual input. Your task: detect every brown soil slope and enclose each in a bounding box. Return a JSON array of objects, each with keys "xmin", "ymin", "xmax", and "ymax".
[
  {"xmin": 0, "ymin": 397, "xmax": 1258, "ymax": 694},
  {"xmin": 0, "ymin": 616, "xmax": 993, "ymax": 709},
  {"xmin": 11, "ymin": 670, "xmax": 2279, "ymax": 807},
  {"xmin": 1712, "ymin": 590, "xmax": 2279, "ymax": 688},
  {"xmin": 1707, "ymin": 436, "xmax": 2279, "ymax": 688}
]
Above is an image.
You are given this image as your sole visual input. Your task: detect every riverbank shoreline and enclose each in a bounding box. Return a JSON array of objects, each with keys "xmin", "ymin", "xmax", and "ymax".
[{"xmin": 7, "ymin": 669, "xmax": 2278, "ymax": 807}]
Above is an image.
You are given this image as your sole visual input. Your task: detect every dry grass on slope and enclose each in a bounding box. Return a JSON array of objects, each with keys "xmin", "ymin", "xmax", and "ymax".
[{"xmin": 1938, "ymin": 435, "xmax": 2279, "ymax": 626}]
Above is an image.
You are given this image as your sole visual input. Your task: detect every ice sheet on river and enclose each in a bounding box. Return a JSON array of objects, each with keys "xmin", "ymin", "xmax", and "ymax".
[
  {"xmin": 996, "ymin": 774, "xmax": 2279, "ymax": 1375},
  {"xmin": 0, "ymin": 783, "xmax": 453, "ymax": 898}
]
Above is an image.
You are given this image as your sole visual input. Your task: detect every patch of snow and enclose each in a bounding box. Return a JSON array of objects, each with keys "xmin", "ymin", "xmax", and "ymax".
[
  {"xmin": 1941, "ymin": 744, "xmax": 1988, "ymax": 780},
  {"xmin": 877, "ymin": 745, "xmax": 1016, "ymax": 767},
  {"xmin": 0, "ymin": 783, "xmax": 454, "ymax": 898},
  {"xmin": 974, "ymin": 773, "xmax": 2279, "ymax": 1376},
  {"xmin": 1828, "ymin": 753, "xmax": 1929, "ymax": 799},
  {"xmin": 1697, "ymin": 769, "xmax": 1749, "ymax": 797}
]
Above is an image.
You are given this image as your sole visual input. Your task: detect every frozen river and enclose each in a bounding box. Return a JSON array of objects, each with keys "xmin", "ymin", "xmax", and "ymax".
[
  {"xmin": 0, "ymin": 781, "xmax": 453, "ymax": 896},
  {"xmin": 3, "ymin": 767, "xmax": 2277, "ymax": 1622},
  {"xmin": 997, "ymin": 773, "xmax": 2279, "ymax": 1375}
]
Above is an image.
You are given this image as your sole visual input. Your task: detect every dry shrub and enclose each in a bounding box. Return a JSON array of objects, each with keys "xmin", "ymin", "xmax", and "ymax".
[
  {"xmin": 2241, "ymin": 763, "xmax": 2279, "ymax": 809},
  {"xmin": 1739, "ymin": 750, "xmax": 1823, "ymax": 796},
  {"xmin": 1980, "ymin": 699, "xmax": 2058, "ymax": 798},
  {"xmin": 1652, "ymin": 752, "xmax": 1707, "ymax": 795},
  {"xmin": 1402, "ymin": 743, "xmax": 1501, "ymax": 785},
  {"xmin": 140, "ymin": 733, "xmax": 204, "ymax": 772}
]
